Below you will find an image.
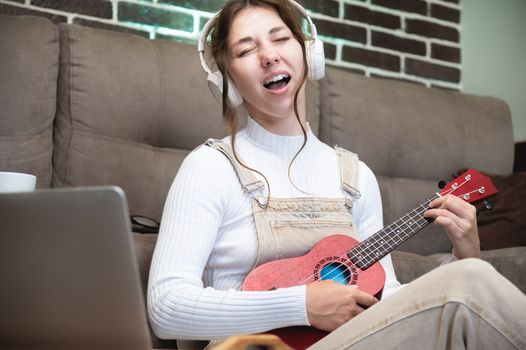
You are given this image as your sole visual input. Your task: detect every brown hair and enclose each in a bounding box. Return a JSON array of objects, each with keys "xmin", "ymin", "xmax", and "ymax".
[{"xmin": 206, "ymin": 0, "xmax": 310, "ymax": 201}]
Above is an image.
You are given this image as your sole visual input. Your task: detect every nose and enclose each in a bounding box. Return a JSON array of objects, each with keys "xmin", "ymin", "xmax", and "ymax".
[{"xmin": 261, "ymin": 47, "xmax": 279, "ymax": 67}]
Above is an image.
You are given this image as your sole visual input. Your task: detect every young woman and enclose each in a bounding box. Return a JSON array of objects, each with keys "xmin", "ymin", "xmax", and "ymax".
[{"xmin": 148, "ymin": 1, "xmax": 526, "ymax": 349}]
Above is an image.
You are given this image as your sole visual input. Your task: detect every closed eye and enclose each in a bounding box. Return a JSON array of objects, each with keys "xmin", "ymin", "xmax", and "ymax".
[
  {"xmin": 275, "ymin": 36, "xmax": 290, "ymax": 42},
  {"xmin": 238, "ymin": 47, "xmax": 255, "ymax": 57}
]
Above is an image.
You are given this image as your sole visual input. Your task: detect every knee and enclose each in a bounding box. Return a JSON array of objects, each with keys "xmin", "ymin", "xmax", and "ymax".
[{"xmin": 446, "ymin": 258, "xmax": 498, "ymax": 290}]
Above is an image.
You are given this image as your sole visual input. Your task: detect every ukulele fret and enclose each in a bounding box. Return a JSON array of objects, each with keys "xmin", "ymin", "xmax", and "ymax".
[{"xmin": 349, "ymin": 196, "xmax": 437, "ymax": 270}]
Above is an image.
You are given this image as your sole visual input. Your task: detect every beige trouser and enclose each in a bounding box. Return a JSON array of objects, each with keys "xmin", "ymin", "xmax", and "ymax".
[{"xmin": 309, "ymin": 258, "xmax": 526, "ymax": 350}]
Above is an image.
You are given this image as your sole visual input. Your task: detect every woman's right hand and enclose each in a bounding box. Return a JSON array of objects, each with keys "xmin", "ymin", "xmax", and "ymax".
[{"xmin": 306, "ymin": 280, "xmax": 378, "ymax": 332}]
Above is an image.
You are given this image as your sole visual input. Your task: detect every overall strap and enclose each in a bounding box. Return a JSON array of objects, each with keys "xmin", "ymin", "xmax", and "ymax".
[
  {"xmin": 205, "ymin": 138, "xmax": 265, "ymax": 194},
  {"xmin": 335, "ymin": 146, "xmax": 361, "ymax": 208}
]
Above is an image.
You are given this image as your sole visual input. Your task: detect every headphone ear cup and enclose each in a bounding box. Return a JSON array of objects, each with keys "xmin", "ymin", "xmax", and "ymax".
[
  {"xmin": 306, "ymin": 38, "xmax": 325, "ymax": 80},
  {"xmin": 227, "ymin": 79, "xmax": 243, "ymax": 107},
  {"xmin": 207, "ymin": 71, "xmax": 243, "ymax": 107}
]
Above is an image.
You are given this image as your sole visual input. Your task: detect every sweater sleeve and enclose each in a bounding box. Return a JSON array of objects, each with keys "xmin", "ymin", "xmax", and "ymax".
[
  {"xmin": 147, "ymin": 147, "xmax": 308, "ymax": 340},
  {"xmin": 353, "ymin": 162, "xmax": 403, "ymax": 298}
]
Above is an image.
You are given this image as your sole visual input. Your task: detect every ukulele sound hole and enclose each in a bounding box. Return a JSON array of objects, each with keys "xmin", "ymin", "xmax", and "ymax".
[{"xmin": 320, "ymin": 262, "xmax": 351, "ymax": 284}]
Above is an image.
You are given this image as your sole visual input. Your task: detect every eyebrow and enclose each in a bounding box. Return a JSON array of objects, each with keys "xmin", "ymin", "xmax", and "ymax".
[{"xmin": 232, "ymin": 25, "xmax": 288, "ymax": 47}]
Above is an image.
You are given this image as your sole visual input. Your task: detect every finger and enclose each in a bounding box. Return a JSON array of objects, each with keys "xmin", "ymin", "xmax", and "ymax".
[
  {"xmin": 441, "ymin": 196, "xmax": 475, "ymax": 221},
  {"xmin": 352, "ymin": 305, "xmax": 365, "ymax": 317},
  {"xmin": 433, "ymin": 214, "xmax": 462, "ymax": 235},
  {"xmin": 354, "ymin": 289, "xmax": 378, "ymax": 307},
  {"xmin": 425, "ymin": 207, "xmax": 467, "ymax": 232},
  {"xmin": 429, "ymin": 195, "xmax": 475, "ymax": 221},
  {"xmin": 428, "ymin": 195, "xmax": 447, "ymax": 209},
  {"xmin": 426, "ymin": 202, "xmax": 475, "ymax": 231}
]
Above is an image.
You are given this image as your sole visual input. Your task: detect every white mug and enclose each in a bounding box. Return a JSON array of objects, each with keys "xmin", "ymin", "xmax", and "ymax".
[{"xmin": 0, "ymin": 171, "xmax": 37, "ymax": 193}]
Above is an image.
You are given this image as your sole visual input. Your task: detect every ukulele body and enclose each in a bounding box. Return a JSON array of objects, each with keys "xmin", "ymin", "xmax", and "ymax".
[{"xmin": 242, "ymin": 234, "xmax": 386, "ymax": 349}]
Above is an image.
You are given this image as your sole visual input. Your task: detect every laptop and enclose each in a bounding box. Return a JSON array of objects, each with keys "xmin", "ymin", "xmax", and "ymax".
[{"xmin": 0, "ymin": 186, "xmax": 152, "ymax": 349}]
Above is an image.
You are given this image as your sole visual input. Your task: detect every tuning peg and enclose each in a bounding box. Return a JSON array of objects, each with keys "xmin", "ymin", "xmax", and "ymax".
[
  {"xmin": 477, "ymin": 199, "xmax": 495, "ymax": 215},
  {"xmin": 483, "ymin": 199, "xmax": 495, "ymax": 211},
  {"xmin": 451, "ymin": 171, "xmax": 462, "ymax": 179},
  {"xmin": 438, "ymin": 180, "xmax": 447, "ymax": 189}
]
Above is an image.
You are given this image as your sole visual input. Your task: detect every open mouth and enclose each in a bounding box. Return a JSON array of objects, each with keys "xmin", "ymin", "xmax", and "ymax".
[{"xmin": 263, "ymin": 73, "xmax": 291, "ymax": 90}]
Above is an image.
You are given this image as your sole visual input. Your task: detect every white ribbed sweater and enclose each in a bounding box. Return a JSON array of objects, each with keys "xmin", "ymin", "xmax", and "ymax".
[{"xmin": 147, "ymin": 118, "xmax": 401, "ymax": 340}]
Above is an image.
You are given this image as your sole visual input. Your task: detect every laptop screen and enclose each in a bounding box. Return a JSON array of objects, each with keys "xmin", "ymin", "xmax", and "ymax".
[{"xmin": 0, "ymin": 187, "xmax": 151, "ymax": 350}]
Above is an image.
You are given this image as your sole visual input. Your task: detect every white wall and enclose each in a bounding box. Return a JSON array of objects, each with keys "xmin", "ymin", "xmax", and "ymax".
[{"xmin": 462, "ymin": 0, "xmax": 526, "ymax": 142}]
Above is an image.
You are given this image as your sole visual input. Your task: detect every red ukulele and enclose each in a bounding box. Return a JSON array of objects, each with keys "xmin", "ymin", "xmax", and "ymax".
[{"xmin": 242, "ymin": 169, "xmax": 497, "ymax": 349}]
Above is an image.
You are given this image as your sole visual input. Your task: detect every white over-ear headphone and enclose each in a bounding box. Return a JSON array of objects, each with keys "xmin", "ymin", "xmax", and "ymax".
[{"xmin": 198, "ymin": 0, "xmax": 325, "ymax": 107}]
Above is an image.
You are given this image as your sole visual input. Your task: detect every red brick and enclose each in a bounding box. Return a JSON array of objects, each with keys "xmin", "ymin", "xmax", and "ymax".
[
  {"xmin": 344, "ymin": 4, "xmax": 400, "ymax": 29},
  {"xmin": 406, "ymin": 19, "xmax": 459, "ymax": 42},
  {"xmin": 118, "ymin": 2, "xmax": 193, "ymax": 32},
  {"xmin": 342, "ymin": 46, "xmax": 400, "ymax": 71},
  {"xmin": 303, "ymin": 0, "xmax": 339, "ymax": 17},
  {"xmin": 431, "ymin": 4, "xmax": 460, "ymax": 23},
  {"xmin": 405, "ymin": 58, "xmax": 460, "ymax": 83},
  {"xmin": 372, "ymin": 31, "xmax": 425, "ymax": 55},
  {"xmin": 314, "ymin": 19, "xmax": 366, "ymax": 44},
  {"xmin": 431, "ymin": 43, "xmax": 460, "ymax": 63},
  {"xmin": 324, "ymin": 42, "xmax": 337, "ymax": 61},
  {"xmin": 72, "ymin": 18, "xmax": 150, "ymax": 38},
  {"xmin": 31, "ymin": 0, "xmax": 112, "ymax": 19}
]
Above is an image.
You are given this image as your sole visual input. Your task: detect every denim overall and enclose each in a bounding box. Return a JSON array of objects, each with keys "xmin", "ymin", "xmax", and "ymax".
[
  {"xmin": 205, "ymin": 138, "xmax": 362, "ymax": 269},
  {"xmin": 178, "ymin": 139, "xmax": 361, "ymax": 349}
]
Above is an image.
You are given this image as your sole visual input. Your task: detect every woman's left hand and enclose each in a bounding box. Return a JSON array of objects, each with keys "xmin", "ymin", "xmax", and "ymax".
[{"xmin": 425, "ymin": 194, "xmax": 481, "ymax": 259}]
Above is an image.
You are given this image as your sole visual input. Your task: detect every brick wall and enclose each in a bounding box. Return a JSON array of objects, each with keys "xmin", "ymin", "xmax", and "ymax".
[{"xmin": 0, "ymin": 0, "xmax": 462, "ymax": 89}]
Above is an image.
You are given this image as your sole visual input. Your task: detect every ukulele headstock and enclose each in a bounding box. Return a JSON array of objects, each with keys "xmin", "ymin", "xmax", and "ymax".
[{"xmin": 438, "ymin": 169, "xmax": 498, "ymax": 204}]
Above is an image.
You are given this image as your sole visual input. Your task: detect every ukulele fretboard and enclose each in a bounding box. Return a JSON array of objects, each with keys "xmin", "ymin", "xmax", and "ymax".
[{"xmin": 348, "ymin": 195, "xmax": 439, "ymax": 270}]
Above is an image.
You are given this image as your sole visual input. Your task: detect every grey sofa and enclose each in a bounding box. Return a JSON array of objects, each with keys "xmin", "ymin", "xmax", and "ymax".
[{"xmin": 1, "ymin": 14, "xmax": 524, "ymax": 348}]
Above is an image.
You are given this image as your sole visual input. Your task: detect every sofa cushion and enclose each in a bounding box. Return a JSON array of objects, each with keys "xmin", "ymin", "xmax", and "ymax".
[
  {"xmin": 477, "ymin": 171, "xmax": 526, "ymax": 250},
  {"xmin": 53, "ymin": 24, "xmax": 222, "ymax": 220},
  {"xmin": 53, "ymin": 24, "xmax": 320, "ymax": 220},
  {"xmin": 0, "ymin": 15, "xmax": 58, "ymax": 188},
  {"xmin": 319, "ymin": 68, "xmax": 515, "ymax": 180}
]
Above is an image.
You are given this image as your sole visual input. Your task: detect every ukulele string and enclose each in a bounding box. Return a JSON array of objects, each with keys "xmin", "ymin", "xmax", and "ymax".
[
  {"xmin": 290, "ymin": 204, "xmax": 428, "ymax": 286},
  {"xmin": 289, "ymin": 199, "xmax": 433, "ymax": 287},
  {"xmin": 437, "ymin": 176, "xmax": 470, "ymax": 197},
  {"xmin": 325, "ymin": 177, "xmax": 477, "ymax": 284},
  {"xmin": 288, "ymin": 176, "xmax": 476, "ymax": 287},
  {"xmin": 307, "ymin": 178, "xmax": 478, "ymax": 286}
]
